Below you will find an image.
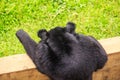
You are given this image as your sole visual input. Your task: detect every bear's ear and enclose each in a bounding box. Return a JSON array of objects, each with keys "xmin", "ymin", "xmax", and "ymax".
[
  {"xmin": 65, "ymin": 22, "xmax": 76, "ymax": 33},
  {"xmin": 38, "ymin": 29, "xmax": 48, "ymax": 40}
]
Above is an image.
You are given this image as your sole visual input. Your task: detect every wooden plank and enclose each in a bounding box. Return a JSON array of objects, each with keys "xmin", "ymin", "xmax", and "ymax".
[
  {"xmin": 0, "ymin": 55, "xmax": 50, "ymax": 80},
  {"xmin": 93, "ymin": 52, "xmax": 120, "ymax": 80},
  {"xmin": 0, "ymin": 37, "xmax": 120, "ymax": 80},
  {"xmin": 99, "ymin": 37, "xmax": 120, "ymax": 54},
  {"xmin": 0, "ymin": 69, "xmax": 49, "ymax": 80},
  {"xmin": 0, "ymin": 54, "xmax": 35, "ymax": 74}
]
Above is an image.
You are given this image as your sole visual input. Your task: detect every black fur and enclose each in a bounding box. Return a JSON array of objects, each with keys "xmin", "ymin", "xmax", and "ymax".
[{"xmin": 16, "ymin": 22, "xmax": 108, "ymax": 80}]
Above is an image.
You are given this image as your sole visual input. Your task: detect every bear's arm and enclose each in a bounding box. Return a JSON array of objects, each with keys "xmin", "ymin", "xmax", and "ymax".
[{"xmin": 88, "ymin": 36, "xmax": 108, "ymax": 69}]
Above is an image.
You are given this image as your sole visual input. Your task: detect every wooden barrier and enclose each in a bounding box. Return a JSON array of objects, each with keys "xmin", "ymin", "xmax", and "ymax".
[{"xmin": 0, "ymin": 37, "xmax": 120, "ymax": 80}]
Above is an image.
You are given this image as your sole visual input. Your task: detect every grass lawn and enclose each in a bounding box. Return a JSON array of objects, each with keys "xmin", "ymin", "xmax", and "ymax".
[{"xmin": 0, "ymin": 0, "xmax": 120, "ymax": 57}]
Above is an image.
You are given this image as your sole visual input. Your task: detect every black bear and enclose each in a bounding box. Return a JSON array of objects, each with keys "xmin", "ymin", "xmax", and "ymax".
[{"xmin": 16, "ymin": 22, "xmax": 108, "ymax": 80}]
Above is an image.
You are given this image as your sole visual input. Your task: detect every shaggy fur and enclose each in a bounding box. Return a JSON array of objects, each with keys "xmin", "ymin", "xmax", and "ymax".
[{"xmin": 16, "ymin": 22, "xmax": 108, "ymax": 80}]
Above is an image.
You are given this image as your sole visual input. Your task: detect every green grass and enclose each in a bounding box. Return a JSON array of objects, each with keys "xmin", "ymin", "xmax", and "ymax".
[{"xmin": 0, "ymin": 0, "xmax": 120, "ymax": 57}]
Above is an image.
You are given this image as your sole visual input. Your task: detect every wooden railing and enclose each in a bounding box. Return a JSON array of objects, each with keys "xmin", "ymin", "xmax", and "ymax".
[{"xmin": 0, "ymin": 37, "xmax": 120, "ymax": 80}]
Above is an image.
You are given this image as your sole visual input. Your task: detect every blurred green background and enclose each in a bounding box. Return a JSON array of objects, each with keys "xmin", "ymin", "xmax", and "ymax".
[{"xmin": 0, "ymin": 0, "xmax": 120, "ymax": 57}]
